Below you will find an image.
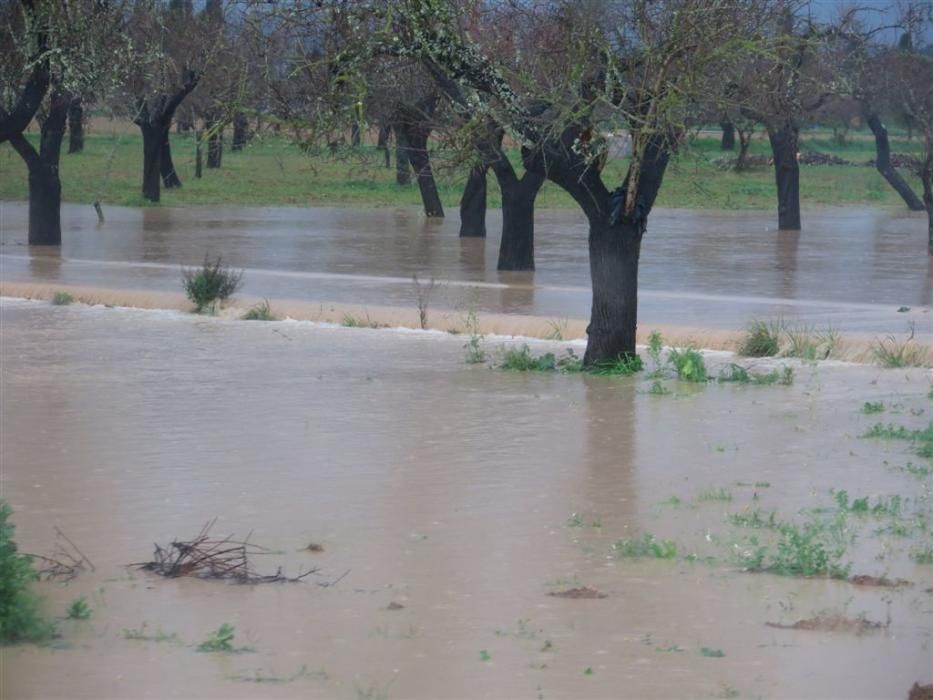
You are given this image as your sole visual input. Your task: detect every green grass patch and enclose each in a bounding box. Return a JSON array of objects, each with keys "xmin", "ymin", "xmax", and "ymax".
[
  {"xmin": 863, "ymin": 422, "xmax": 933, "ymax": 459},
  {"xmin": 51, "ymin": 291, "xmax": 74, "ymax": 306},
  {"xmin": 872, "ymin": 334, "xmax": 931, "ymax": 368},
  {"xmin": 196, "ymin": 623, "xmax": 251, "ymax": 653},
  {"xmin": 700, "ymin": 647, "xmax": 725, "ymax": 658},
  {"xmin": 862, "ymin": 401, "xmax": 885, "ymax": 414},
  {"xmin": 728, "ymin": 510, "xmax": 779, "ymax": 529},
  {"xmin": 182, "ymin": 256, "xmax": 243, "ymax": 313},
  {"xmin": 65, "ymin": 596, "xmax": 92, "ymax": 620},
  {"xmin": 738, "ymin": 320, "xmax": 782, "ymax": 357},
  {"xmin": 1, "ymin": 501, "xmax": 55, "ymax": 644},
  {"xmin": 698, "ymin": 488, "xmax": 734, "ymax": 502},
  {"xmin": 717, "ymin": 364, "xmax": 794, "ymax": 385},
  {"xmin": 611, "ymin": 534, "xmax": 678, "ymax": 559}
]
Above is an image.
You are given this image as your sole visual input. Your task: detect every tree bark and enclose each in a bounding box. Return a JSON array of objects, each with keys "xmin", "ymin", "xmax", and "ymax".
[
  {"xmin": 865, "ymin": 114, "xmax": 924, "ymax": 211},
  {"xmin": 377, "ymin": 124, "xmax": 391, "ymax": 168},
  {"xmin": 921, "ymin": 151, "xmax": 932, "ymax": 256},
  {"xmin": 232, "ymin": 112, "xmax": 249, "ymax": 151},
  {"xmin": 459, "ymin": 166, "xmax": 487, "ymax": 237},
  {"xmin": 140, "ymin": 123, "xmax": 164, "ymax": 202},
  {"xmin": 406, "ymin": 126, "xmax": 444, "ymax": 217},
  {"xmin": 67, "ymin": 97, "xmax": 84, "ymax": 153},
  {"xmin": 720, "ymin": 121, "xmax": 735, "ymax": 150},
  {"xmin": 8, "ymin": 93, "xmax": 68, "ymax": 246},
  {"xmin": 767, "ymin": 124, "xmax": 801, "ymax": 230},
  {"xmin": 735, "ymin": 128, "xmax": 753, "ymax": 171},
  {"xmin": 350, "ymin": 121, "xmax": 361, "ymax": 146},
  {"xmin": 160, "ymin": 130, "xmax": 181, "ymax": 188},
  {"xmin": 394, "ymin": 125, "xmax": 411, "ymax": 185},
  {"xmin": 195, "ymin": 129, "xmax": 203, "ymax": 178},
  {"xmin": 207, "ymin": 118, "xmax": 223, "ymax": 168},
  {"xmin": 495, "ymin": 171, "xmax": 544, "ymax": 271}
]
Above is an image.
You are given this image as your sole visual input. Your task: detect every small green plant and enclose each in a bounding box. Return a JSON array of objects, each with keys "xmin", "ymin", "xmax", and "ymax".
[
  {"xmin": 739, "ymin": 319, "xmax": 781, "ymax": 357},
  {"xmin": 899, "ymin": 462, "xmax": 932, "ymax": 478},
  {"xmin": 463, "ymin": 311, "xmax": 486, "ymax": 364},
  {"xmin": 862, "ymin": 401, "xmax": 885, "ymax": 414},
  {"xmin": 698, "ymin": 488, "xmax": 733, "ymax": 502},
  {"xmin": 66, "ymin": 596, "xmax": 92, "ymax": 620},
  {"xmin": 647, "ymin": 379, "xmax": 670, "ymax": 395},
  {"xmin": 872, "ymin": 329, "xmax": 930, "ymax": 368},
  {"xmin": 728, "ymin": 510, "xmax": 778, "ymax": 529},
  {"xmin": 738, "ymin": 515, "xmax": 851, "ymax": 579},
  {"xmin": 784, "ymin": 325, "xmax": 840, "ymax": 360},
  {"xmin": 181, "ymin": 256, "xmax": 243, "ymax": 313},
  {"xmin": 583, "ymin": 667, "xmax": 594, "ymax": 676},
  {"xmin": 700, "ymin": 647, "xmax": 725, "ymax": 658},
  {"xmin": 51, "ymin": 291, "xmax": 74, "ymax": 306},
  {"xmin": 0, "ymin": 501, "xmax": 54, "ymax": 644},
  {"xmin": 667, "ymin": 346, "xmax": 707, "ymax": 382},
  {"xmin": 479, "ymin": 649, "xmax": 491, "ymax": 662},
  {"xmin": 586, "ymin": 353, "xmax": 643, "ymax": 376},
  {"xmin": 611, "ymin": 534, "xmax": 678, "ymax": 559},
  {"xmin": 498, "ymin": 345, "xmax": 583, "ymax": 373},
  {"xmin": 241, "ymin": 300, "xmax": 275, "ymax": 321},
  {"xmin": 834, "ymin": 490, "xmax": 902, "ymax": 517},
  {"xmin": 646, "ymin": 331, "xmax": 664, "ymax": 375},
  {"xmin": 717, "ymin": 364, "xmax": 793, "ymax": 385},
  {"xmin": 196, "ymin": 623, "xmax": 237, "ymax": 652},
  {"xmin": 123, "ymin": 622, "xmax": 179, "ymax": 643}
]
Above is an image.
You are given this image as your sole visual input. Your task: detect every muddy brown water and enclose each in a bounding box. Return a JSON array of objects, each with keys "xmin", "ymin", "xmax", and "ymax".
[
  {"xmin": 1, "ymin": 203, "xmax": 931, "ymax": 338},
  {"xmin": 1, "ymin": 299, "xmax": 931, "ymax": 699}
]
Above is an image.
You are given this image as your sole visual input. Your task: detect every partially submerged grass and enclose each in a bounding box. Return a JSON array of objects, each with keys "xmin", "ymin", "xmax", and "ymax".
[
  {"xmin": 51, "ymin": 291, "xmax": 74, "ymax": 306},
  {"xmin": 611, "ymin": 534, "xmax": 678, "ymax": 559},
  {"xmin": 123, "ymin": 623, "xmax": 179, "ymax": 643},
  {"xmin": 717, "ymin": 363, "xmax": 794, "ymax": 385},
  {"xmin": 241, "ymin": 300, "xmax": 275, "ymax": 321},
  {"xmin": 834, "ymin": 490, "xmax": 902, "ymax": 517},
  {"xmin": 65, "ymin": 596, "xmax": 91, "ymax": 620},
  {"xmin": 872, "ymin": 333, "xmax": 931, "ymax": 368},
  {"xmin": 181, "ymin": 256, "xmax": 243, "ymax": 313},
  {"xmin": 862, "ymin": 401, "xmax": 885, "ymax": 414},
  {"xmin": 462, "ymin": 311, "xmax": 486, "ymax": 364},
  {"xmin": 698, "ymin": 488, "xmax": 734, "ymax": 502},
  {"xmin": 738, "ymin": 319, "xmax": 842, "ymax": 361},
  {"xmin": 728, "ymin": 509, "xmax": 779, "ymax": 529},
  {"xmin": 667, "ymin": 346, "xmax": 707, "ymax": 382},
  {"xmin": 863, "ymin": 422, "xmax": 933, "ymax": 458},
  {"xmin": 196, "ymin": 623, "xmax": 246, "ymax": 653},
  {"xmin": 1, "ymin": 501, "xmax": 55, "ymax": 645},
  {"xmin": 738, "ymin": 319, "xmax": 782, "ymax": 357},
  {"xmin": 341, "ymin": 313, "xmax": 383, "ymax": 329},
  {"xmin": 736, "ymin": 515, "xmax": 851, "ymax": 579}
]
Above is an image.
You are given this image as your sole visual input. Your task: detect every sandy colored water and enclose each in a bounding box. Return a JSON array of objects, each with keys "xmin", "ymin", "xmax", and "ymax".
[{"xmin": 1, "ymin": 299, "xmax": 931, "ymax": 699}]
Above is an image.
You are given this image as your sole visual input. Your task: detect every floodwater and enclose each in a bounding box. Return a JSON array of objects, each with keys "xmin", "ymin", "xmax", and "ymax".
[
  {"xmin": 1, "ymin": 299, "xmax": 931, "ymax": 699},
  {"xmin": 1, "ymin": 203, "xmax": 931, "ymax": 339}
]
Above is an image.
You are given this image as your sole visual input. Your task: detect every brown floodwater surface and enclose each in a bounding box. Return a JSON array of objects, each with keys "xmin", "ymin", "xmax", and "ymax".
[
  {"xmin": 1, "ymin": 203, "xmax": 930, "ymax": 339},
  {"xmin": 1, "ymin": 300, "xmax": 931, "ymax": 699}
]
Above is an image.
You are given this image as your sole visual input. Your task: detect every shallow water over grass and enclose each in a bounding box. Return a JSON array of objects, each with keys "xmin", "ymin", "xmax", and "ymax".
[{"xmin": 1, "ymin": 300, "xmax": 931, "ymax": 699}]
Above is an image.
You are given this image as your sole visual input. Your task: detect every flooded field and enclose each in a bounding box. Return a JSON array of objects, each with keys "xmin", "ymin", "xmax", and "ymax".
[
  {"xmin": 1, "ymin": 299, "xmax": 931, "ymax": 699},
  {"xmin": 1, "ymin": 203, "xmax": 931, "ymax": 339}
]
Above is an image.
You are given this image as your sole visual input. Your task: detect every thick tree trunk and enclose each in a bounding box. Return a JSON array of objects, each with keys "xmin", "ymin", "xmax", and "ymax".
[
  {"xmin": 720, "ymin": 121, "xmax": 735, "ymax": 150},
  {"xmin": 207, "ymin": 120, "xmax": 223, "ymax": 168},
  {"xmin": 8, "ymin": 94, "xmax": 67, "ymax": 246},
  {"xmin": 140, "ymin": 124, "xmax": 163, "ymax": 202},
  {"xmin": 405, "ymin": 128, "xmax": 443, "ymax": 217},
  {"xmin": 583, "ymin": 217, "xmax": 642, "ymax": 365},
  {"xmin": 160, "ymin": 130, "xmax": 182, "ymax": 188},
  {"xmin": 866, "ymin": 114, "xmax": 924, "ymax": 211},
  {"xmin": 921, "ymin": 151, "xmax": 932, "ymax": 256},
  {"xmin": 67, "ymin": 97, "xmax": 84, "ymax": 154},
  {"xmin": 497, "ymin": 173, "xmax": 544, "ymax": 271},
  {"xmin": 394, "ymin": 126, "xmax": 411, "ymax": 185},
  {"xmin": 377, "ymin": 124, "xmax": 391, "ymax": 168},
  {"xmin": 232, "ymin": 112, "xmax": 249, "ymax": 151},
  {"xmin": 195, "ymin": 130, "xmax": 203, "ymax": 178},
  {"xmin": 767, "ymin": 124, "xmax": 801, "ymax": 230},
  {"xmin": 459, "ymin": 167, "xmax": 487, "ymax": 237}
]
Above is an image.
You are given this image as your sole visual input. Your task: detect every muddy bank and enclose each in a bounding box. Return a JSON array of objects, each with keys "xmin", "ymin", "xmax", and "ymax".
[{"xmin": 1, "ymin": 299, "xmax": 932, "ymax": 699}]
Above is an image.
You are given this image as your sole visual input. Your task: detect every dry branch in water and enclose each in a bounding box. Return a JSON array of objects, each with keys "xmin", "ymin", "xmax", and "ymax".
[
  {"xmin": 130, "ymin": 519, "xmax": 348, "ymax": 586},
  {"xmin": 25, "ymin": 527, "xmax": 95, "ymax": 582}
]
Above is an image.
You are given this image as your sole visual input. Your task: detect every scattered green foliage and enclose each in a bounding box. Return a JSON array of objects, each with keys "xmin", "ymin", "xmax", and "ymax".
[
  {"xmin": 479, "ymin": 649, "xmax": 491, "ymax": 662},
  {"xmin": 181, "ymin": 256, "xmax": 243, "ymax": 313},
  {"xmin": 123, "ymin": 623, "xmax": 179, "ymax": 643},
  {"xmin": 65, "ymin": 596, "xmax": 92, "ymax": 620},
  {"xmin": 910, "ymin": 545, "xmax": 933, "ymax": 564},
  {"xmin": 862, "ymin": 401, "xmax": 885, "ymax": 414},
  {"xmin": 241, "ymin": 300, "xmax": 275, "ymax": 321},
  {"xmin": 51, "ymin": 291, "xmax": 74, "ymax": 306},
  {"xmin": 0, "ymin": 501, "xmax": 54, "ymax": 644},
  {"xmin": 700, "ymin": 647, "xmax": 725, "ymax": 658},
  {"xmin": 834, "ymin": 490, "xmax": 902, "ymax": 517},
  {"xmin": 463, "ymin": 311, "xmax": 486, "ymax": 364},
  {"xmin": 497, "ymin": 345, "xmax": 588, "ymax": 373},
  {"xmin": 647, "ymin": 379, "xmax": 671, "ymax": 395},
  {"xmin": 698, "ymin": 488, "xmax": 734, "ymax": 502},
  {"xmin": 667, "ymin": 346, "xmax": 707, "ymax": 382},
  {"xmin": 738, "ymin": 515, "xmax": 851, "ymax": 579},
  {"xmin": 646, "ymin": 331, "xmax": 664, "ymax": 375},
  {"xmin": 728, "ymin": 510, "xmax": 779, "ymax": 529},
  {"xmin": 196, "ymin": 623, "xmax": 238, "ymax": 652},
  {"xmin": 739, "ymin": 320, "xmax": 781, "ymax": 357},
  {"xmin": 228, "ymin": 665, "xmax": 329, "ymax": 684},
  {"xmin": 611, "ymin": 534, "xmax": 678, "ymax": 559},
  {"xmin": 863, "ymin": 422, "xmax": 933, "ymax": 458},
  {"xmin": 717, "ymin": 364, "xmax": 794, "ymax": 385}
]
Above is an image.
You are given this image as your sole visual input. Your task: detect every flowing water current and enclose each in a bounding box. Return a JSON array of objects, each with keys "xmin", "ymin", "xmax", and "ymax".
[{"xmin": 1, "ymin": 299, "xmax": 931, "ymax": 699}]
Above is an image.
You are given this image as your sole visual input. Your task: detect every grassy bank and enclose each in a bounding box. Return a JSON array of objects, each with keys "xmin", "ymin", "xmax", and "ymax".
[{"xmin": 0, "ymin": 125, "xmax": 924, "ymax": 211}]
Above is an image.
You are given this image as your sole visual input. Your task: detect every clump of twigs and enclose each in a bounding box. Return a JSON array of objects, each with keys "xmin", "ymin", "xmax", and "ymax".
[
  {"xmin": 26, "ymin": 527, "xmax": 95, "ymax": 582},
  {"xmin": 412, "ymin": 274, "xmax": 436, "ymax": 330},
  {"xmin": 131, "ymin": 519, "xmax": 348, "ymax": 586}
]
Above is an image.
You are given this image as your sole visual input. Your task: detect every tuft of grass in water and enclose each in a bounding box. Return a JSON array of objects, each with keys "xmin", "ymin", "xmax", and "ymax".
[
  {"xmin": 340, "ymin": 313, "xmax": 383, "ymax": 329},
  {"xmin": 910, "ymin": 545, "xmax": 933, "ymax": 564},
  {"xmin": 498, "ymin": 345, "xmax": 587, "ymax": 373},
  {"xmin": 463, "ymin": 311, "xmax": 486, "ymax": 364},
  {"xmin": 784, "ymin": 324, "xmax": 840, "ymax": 360},
  {"xmin": 728, "ymin": 510, "xmax": 779, "ymax": 529},
  {"xmin": 834, "ymin": 490, "xmax": 902, "ymax": 517},
  {"xmin": 862, "ymin": 401, "xmax": 885, "ymax": 414},
  {"xmin": 898, "ymin": 462, "xmax": 932, "ymax": 478},
  {"xmin": 65, "ymin": 596, "xmax": 92, "ymax": 620},
  {"xmin": 646, "ymin": 331, "xmax": 665, "ymax": 376},
  {"xmin": 544, "ymin": 319, "xmax": 567, "ymax": 341},
  {"xmin": 479, "ymin": 649, "xmax": 491, "ymax": 662},
  {"xmin": 738, "ymin": 319, "xmax": 782, "ymax": 357},
  {"xmin": 717, "ymin": 364, "xmax": 793, "ymax": 385},
  {"xmin": 611, "ymin": 534, "xmax": 678, "ymax": 559},
  {"xmin": 51, "ymin": 291, "xmax": 74, "ymax": 306},
  {"xmin": 0, "ymin": 501, "xmax": 55, "ymax": 644},
  {"xmin": 700, "ymin": 647, "xmax": 725, "ymax": 658},
  {"xmin": 872, "ymin": 330, "xmax": 930, "ymax": 368},
  {"xmin": 241, "ymin": 300, "xmax": 275, "ymax": 321},
  {"xmin": 863, "ymin": 421, "xmax": 933, "ymax": 458},
  {"xmin": 123, "ymin": 622, "xmax": 179, "ymax": 643},
  {"xmin": 647, "ymin": 379, "xmax": 670, "ymax": 395},
  {"xmin": 737, "ymin": 515, "xmax": 851, "ymax": 579},
  {"xmin": 196, "ymin": 623, "xmax": 240, "ymax": 652},
  {"xmin": 667, "ymin": 346, "xmax": 707, "ymax": 382},
  {"xmin": 585, "ymin": 353, "xmax": 643, "ymax": 376},
  {"xmin": 181, "ymin": 255, "xmax": 243, "ymax": 313},
  {"xmin": 698, "ymin": 488, "xmax": 734, "ymax": 502}
]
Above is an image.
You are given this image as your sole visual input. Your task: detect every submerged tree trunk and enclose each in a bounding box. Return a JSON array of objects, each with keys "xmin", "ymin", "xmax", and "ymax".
[
  {"xmin": 405, "ymin": 125, "xmax": 444, "ymax": 217},
  {"xmin": 232, "ymin": 112, "xmax": 249, "ymax": 151},
  {"xmin": 67, "ymin": 97, "xmax": 84, "ymax": 154},
  {"xmin": 866, "ymin": 114, "xmax": 924, "ymax": 211},
  {"xmin": 495, "ymin": 171, "xmax": 544, "ymax": 271},
  {"xmin": 720, "ymin": 121, "xmax": 735, "ymax": 150},
  {"xmin": 921, "ymin": 151, "xmax": 933, "ymax": 255},
  {"xmin": 8, "ymin": 93, "xmax": 68, "ymax": 246},
  {"xmin": 767, "ymin": 124, "xmax": 801, "ymax": 230},
  {"xmin": 140, "ymin": 124, "xmax": 165, "ymax": 202},
  {"xmin": 160, "ymin": 130, "xmax": 182, "ymax": 188},
  {"xmin": 459, "ymin": 166, "xmax": 487, "ymax": 237}
]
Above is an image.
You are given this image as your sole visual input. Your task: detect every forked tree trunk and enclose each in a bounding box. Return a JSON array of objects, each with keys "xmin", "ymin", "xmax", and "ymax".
[
  {"xmin": 720, "ymin": 121, "xmax": 735, "ymax": 150},
  {"xmin": 404, "ymin": 124, "xmax": 443, "ymax": 217},
  {"xmin": 394, "ymin": 125, "xmax": 411, "ymax": 185},
  {"xmin": 866, "ymin": 114, "xmax": 924, "ymax": 211},
  {"xmin": 140, "ymin": 124, "xmax": 165, "ymax": 202},
  {"xmin": 67, "ymin": 97, "xmax": 84, "ymax": 153},
  {"xmin": 232, "ymin": 112, "xmax": 249, "ymax": 151},
  {"xmin": 160, "ymin": 130, "xmax": 181, "ymax": 188},
  {"xmin": 496, "ymin": 171, "xmax": 544, "ymax": 271},
  {"xmin": 8, "ymin": 93, "xmax": 68, "ymax": 245},
  {"xmin": 459, "ymin": 166, "xmax": 487, "ymax": 237},
  {"xmin": 768, "ymin": 124, "xmax": 801, "ymax": 230}
]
